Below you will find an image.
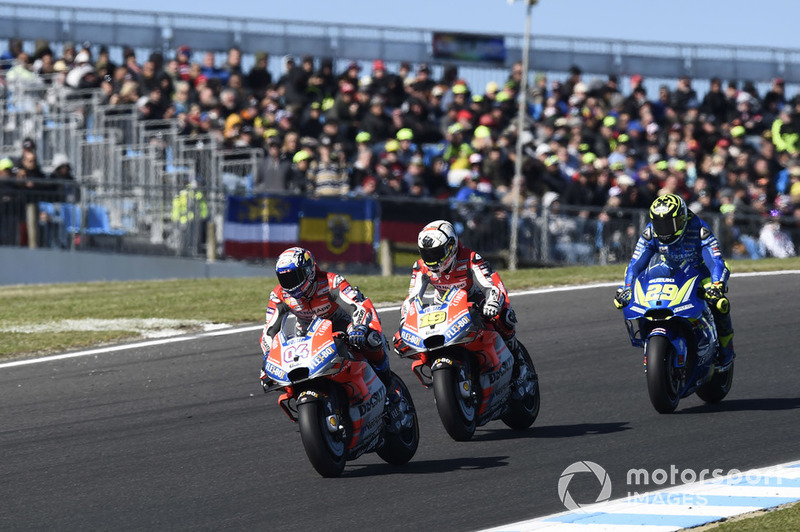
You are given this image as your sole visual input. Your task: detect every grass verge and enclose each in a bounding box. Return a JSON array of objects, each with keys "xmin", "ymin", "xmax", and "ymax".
[
  {"xmin": 692, "ymin": 501, "xmax": 800, "ymax": 531},
  {"xmin": 2, "ymin": 256, "xmax": 800, "ymax": 359}
]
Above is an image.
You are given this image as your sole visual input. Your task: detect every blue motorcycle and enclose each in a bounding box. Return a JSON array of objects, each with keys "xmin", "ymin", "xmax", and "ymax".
[{"xmin": 622, "ymin": 259, "xmax": 734, "ymax": 413}]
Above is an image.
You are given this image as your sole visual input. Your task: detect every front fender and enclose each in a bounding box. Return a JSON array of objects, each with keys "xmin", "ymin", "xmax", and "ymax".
[
  {"xmin": 430, "ymin": 356, "xmax": 457, "ymax": 372},
  {"xmin": 296, "ymin": 389, "xmax": 328, "ymax": 406},
  {"xmin": 647, "ymin": 328, "xmax": 687, "ymax": 367}
]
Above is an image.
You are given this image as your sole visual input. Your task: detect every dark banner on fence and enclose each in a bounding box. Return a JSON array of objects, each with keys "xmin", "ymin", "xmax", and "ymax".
[
  {"xmin": 379, "ymin": 199, "xmax": 450, "ymax": 245},
  {"xmin": 432, "ymin": 32, "xmax": 506, "ymax": 64}
]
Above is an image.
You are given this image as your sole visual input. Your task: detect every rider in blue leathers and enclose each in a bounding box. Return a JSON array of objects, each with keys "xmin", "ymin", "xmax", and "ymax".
[{"xmin": 614, "ymin": 193, "xmax": 735, "ymax": 366}]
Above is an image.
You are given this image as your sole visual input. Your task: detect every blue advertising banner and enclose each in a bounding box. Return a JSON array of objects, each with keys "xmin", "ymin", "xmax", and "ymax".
[{"xmin": 432, "ymin": 32, "xmax": 506, "ymax": 64}]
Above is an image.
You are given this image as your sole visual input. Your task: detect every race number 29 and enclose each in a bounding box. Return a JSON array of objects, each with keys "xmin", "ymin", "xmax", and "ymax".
[{"xmin": 645, "ymin": 283, "xmax": 678, "ymax": 302}]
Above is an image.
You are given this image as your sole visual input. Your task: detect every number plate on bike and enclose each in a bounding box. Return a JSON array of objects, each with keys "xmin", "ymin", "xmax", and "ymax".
[{"xmin": 420, "ymin": 311, "xmax": 446, "ymax": 328}]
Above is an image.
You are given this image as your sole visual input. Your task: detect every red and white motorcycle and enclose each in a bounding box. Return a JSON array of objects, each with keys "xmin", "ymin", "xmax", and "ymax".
[{"xmin": 262, "ymin": 316, "xmax": 419, "ymax": 477}]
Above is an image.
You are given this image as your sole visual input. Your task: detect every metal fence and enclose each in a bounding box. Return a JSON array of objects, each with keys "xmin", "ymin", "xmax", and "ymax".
[
  {"xmin": 453, "ymin": 200, "xmax": 800, "ymax": 267},
  {"xmin": 4, "ymin": 180, "xmax": 798, "ymax": 268}
]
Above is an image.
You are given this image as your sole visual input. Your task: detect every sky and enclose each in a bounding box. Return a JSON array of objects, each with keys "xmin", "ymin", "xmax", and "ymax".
[{"xmin": 35, "ymin": 0, "xmax": 800, "ymax": 50}]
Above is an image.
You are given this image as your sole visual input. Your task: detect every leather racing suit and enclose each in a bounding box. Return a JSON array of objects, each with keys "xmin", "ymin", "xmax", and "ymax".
[
  {"xmin": 260, "ymin": 267, "xmax": 392, "ymax": 385},
  {"xmin": 400, "ymin": 243, "xmax": 518, "ymax": 344},
  {"xmin": 623, "ymin": 211, "xmax": 735, "ymax": 363}
]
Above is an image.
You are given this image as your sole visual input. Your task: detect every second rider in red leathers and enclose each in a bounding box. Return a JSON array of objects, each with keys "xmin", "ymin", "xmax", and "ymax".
[{"xmin": 398, "ymin": 220, "xmax": 525, "ymax": 366}]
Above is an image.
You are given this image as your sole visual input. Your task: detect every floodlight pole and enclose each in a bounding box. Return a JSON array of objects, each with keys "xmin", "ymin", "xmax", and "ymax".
[{"xmin": 508, "ymin": 0, "xmax": 537, "ymax": 271}]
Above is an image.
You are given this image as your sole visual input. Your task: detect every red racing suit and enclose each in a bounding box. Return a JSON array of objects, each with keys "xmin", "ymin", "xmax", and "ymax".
[
  {"xmin": 260, "ymin": 268, "xmax": 388, "ymax": 366},
  {"xmin": 400, "ymin": 243, "xmax": 517, "ymax": 341}
]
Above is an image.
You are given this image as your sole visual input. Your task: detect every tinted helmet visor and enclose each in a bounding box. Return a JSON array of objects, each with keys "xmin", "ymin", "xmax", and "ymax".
[{"xmin": 419, "ymin": 245, "xmax": 447, "ymax": 267}]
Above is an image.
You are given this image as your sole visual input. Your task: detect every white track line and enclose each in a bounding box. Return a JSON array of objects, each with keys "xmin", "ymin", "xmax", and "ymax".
[
  {"xmin": 480, "ymin": 460, "xmax": 800, "ymax": 531},
  {"xmin": 2, "ymin": 270, "xmax": 798, "ymax": 370}
]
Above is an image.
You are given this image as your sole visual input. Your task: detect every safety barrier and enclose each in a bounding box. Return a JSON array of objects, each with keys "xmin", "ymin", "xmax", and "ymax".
[{"xmin": 3, "ymin": 184, "xmax": 798, "ymax": 268}]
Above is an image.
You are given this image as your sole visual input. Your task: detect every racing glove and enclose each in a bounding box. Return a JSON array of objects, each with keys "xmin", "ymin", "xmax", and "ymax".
[
  {"xmin": 348, "ymin": 324, "xmax": 369, "ymax": 348},
  {"xmin": 614, "ymin": 286, "xmax": 632, "ymax": 309},
  {"xmin": 483, "ymin": 287, "xmax": 502, "ymax": 319},
  {"xmin": 705, "ymin": 282, "xmax": 730, "ymax": 314}
]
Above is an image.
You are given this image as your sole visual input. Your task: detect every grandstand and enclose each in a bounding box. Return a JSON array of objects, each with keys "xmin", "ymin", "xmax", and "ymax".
[{"xmin": 1, "ymin": 2, "xmax": 798, "ymax": 272}]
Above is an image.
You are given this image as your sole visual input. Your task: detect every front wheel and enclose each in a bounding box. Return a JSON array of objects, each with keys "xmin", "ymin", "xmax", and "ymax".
[
  {"xmin": 696, "ymin": 361, "xmax": 734, "ymax": 403},
  {"xmin": 502, "ymin": 342, "xmax": 540, "ymax": 430},
  {"xmin": 433, "ymin": 359, "xmax": 477, "ymax": 441},
  {"xmin": 298, "ymin": 399, "xmax": 347, "ymax": 477},
  {"xmin": 377, "ymin": 373, "xmax": 419, "ymax": 465},
  {"xmin": 646, "ymin": 336, "xmax": 683, "ymax": 414}
]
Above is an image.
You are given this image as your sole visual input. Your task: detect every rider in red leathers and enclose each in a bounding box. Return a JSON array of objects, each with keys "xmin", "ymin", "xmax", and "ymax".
[
  {"xmin": 259, "ymin": 247, "xmax": 393, "ymax": 390},
  {"xmin": 398, "ymin": 220, "xmax": 524, "ymax": 364}
]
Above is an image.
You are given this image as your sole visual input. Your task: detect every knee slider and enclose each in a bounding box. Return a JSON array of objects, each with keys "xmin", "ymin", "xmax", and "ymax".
[
  {"xmin": 366, "ymin": 330, "xmax": 383, "ymax": 350},
  {"xmin": 502, "ymin": 307, "xmax": 518, "ymax": 329}
]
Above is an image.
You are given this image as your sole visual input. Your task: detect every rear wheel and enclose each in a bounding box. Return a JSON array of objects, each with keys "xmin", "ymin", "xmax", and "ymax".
[
  {"xmin": 298, "ymin": 399, "xmax": 346, "ymax": 477},
  {"xmin": 696, "ymin": 361, "xmax": 734, "ymax": 403},
  {"xmin": 433, "ymin": 358, "xmax": 476, "ymax": 441},
  {"xmin": 502, "ymin": 342, "xmax": 540, "ymax": 430},
  {"xmin": 646, "ymin": 336, "xmax": 683, "ymax": 414},
  {"xmin": 377, "ymin": 374, "xmax": 419, "ymax": 465}
]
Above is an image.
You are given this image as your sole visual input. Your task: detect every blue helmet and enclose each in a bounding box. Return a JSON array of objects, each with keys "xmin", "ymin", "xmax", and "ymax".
[{"xmin": 275, "ymin": 247, "xmax": 316, "ymax": 298}]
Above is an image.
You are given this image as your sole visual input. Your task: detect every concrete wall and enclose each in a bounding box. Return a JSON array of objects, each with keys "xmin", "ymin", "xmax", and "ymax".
[{"xmin": 0, "ymin": 248, "xmax": 272, "ymax": 285}]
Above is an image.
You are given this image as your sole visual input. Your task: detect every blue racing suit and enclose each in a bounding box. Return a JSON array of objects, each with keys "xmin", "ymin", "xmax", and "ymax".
[{"xmin": 623, "ymin": 211, "xmax": 735, "ymax": 363}]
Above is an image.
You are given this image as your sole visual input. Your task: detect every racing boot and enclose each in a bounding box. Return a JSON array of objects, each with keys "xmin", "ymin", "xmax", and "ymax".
[
  {"xmin": 505, "ymin": 335, "xmax": 526, "ymax": 372},
  {"xmin": 372, "ymin": 353, "xmax": 403, "ymax": 432},
  {"xmin": 371, "ymin": 353, "xmax": 394, "ymax": 389},
  {"xmin": 712, "ymin": 300, "xmax": 735, "ymax": 368},
  {"xmin": 716, "ymin": 329, "xmax": 735, "ymax": 368},
  {"xmin": 505, "ymin": 335, "xmax": 537, "ymax": 400}
]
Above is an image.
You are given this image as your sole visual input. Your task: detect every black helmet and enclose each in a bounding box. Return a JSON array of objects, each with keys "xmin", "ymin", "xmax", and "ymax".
[{"xmin": 649, "ymin": 194, "xmax": 688, "ymax": 244}]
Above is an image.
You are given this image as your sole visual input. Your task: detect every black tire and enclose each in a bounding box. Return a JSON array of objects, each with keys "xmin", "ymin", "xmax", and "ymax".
[
  {"xmin": 646, "ymin": 336, "xmax": 682, "ymax": 414},
  {"xmin": 501, "ymin": 342, "xmax": 540, "ymax": 430},
  {"xmin": 696, "ymin": 361, "xmax": 734, "ymax": 403},
  {"xmin": 433, "ymin": 361, "xmax": 477, "ymax": 441},
  {"xmin": 298, "ymin": 400, "xmax": 346, "ymax": 478},
  {"xmin": 377, "ymin": 373, "xmax": 420, "ymax": 465}
]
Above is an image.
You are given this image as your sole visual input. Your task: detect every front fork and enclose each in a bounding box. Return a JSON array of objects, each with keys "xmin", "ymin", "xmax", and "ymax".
[
  {"xmin": 432, "ymin": 355, "xmax": 476, "ymax": 404},
  {"xmin": 278, "ymin": 386, "xmax": 345, "ymax": 438},
  {"xmin": 644, "ymin": 330, "xmax": 688, "ymax": 371}
]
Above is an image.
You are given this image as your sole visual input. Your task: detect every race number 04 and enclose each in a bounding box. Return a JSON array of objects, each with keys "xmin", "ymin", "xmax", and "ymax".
[{"xmin": 283, "ymin": 343, "xmax": 311, "ymax": 363}]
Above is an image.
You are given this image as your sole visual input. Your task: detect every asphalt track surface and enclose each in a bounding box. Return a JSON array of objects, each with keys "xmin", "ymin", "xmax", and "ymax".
[{"xmin": 1, "ymin": 274, "xmax": 799, "ymax": 532}]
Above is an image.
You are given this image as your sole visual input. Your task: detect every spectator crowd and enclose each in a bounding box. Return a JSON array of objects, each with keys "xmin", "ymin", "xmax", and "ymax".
[{"xmin": 1, "ymin": 35, "xmax": 800, "ymax": 258}]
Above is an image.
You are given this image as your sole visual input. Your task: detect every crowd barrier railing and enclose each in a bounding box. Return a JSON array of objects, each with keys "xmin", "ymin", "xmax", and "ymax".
[{"xmin": 6, "ymin": 184, "xmax": 796, "ymax": 275}]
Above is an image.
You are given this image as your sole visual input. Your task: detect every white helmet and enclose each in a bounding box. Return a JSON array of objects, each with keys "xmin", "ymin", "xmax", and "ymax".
[{"xmin": 418, "ymin": 220, "xmax": 458, "ymax": 273}]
